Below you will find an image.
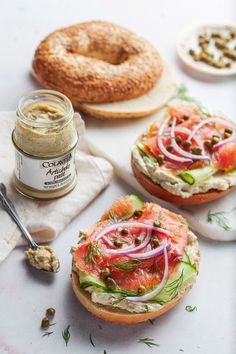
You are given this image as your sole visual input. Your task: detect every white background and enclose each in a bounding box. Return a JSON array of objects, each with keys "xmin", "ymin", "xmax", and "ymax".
[{"xmin": 0, "ymin": 1, "xmax": 235, "ymax": 354}]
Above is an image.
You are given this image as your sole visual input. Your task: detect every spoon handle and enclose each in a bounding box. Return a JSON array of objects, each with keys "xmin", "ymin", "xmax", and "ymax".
[{"xmin": 0, "ymin": 184, "xmax": 38, "ymax": 249}]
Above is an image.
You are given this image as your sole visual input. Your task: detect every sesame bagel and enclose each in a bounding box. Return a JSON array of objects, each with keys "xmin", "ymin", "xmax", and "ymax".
[{"xmin": 32, "ymin": 21, "xmax": 163, "ymax": 104}]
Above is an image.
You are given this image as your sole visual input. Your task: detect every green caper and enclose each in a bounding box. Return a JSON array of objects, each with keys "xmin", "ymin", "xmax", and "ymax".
[
  {"xmin": 151, "ymin": 238, "xmax": 160, "ymax": 248},
  {"xmin": 137, "ymin": 285, "xmax": 146, "ymax": 295},
  {"xmin": 121, "ymin": 228, "xmax": 129, "ymax": 235},
  {"xmin": 133, "ymin": 210, "xmax": 143, "ymax": 217},
  {"xmin": 182, "ymin": 140, "xmax": 191, "ymax": 148},
  {"xmin": 105, "ymin": 277, "xmax": 117, "ymax": 291},
  {"xmin": 113, "ymin": 239, "xmax": 123, "ymax": 247},
  {"xmin": 189, "ymin": 49, "xmax": 196, "ymax": 57},
  {"xmin": 212, "ymin": 136, "xmax": 220, "ymax": 145},
  {"xmin": 135, "ymin": 236, "xmax": 142, "ymax": 245},
  {"xmin": 156, "ymin": 154, "xmax": 164, "ymax": 165},
  {"xmin": 154, "ymin": 219, "xmax": 161, "ymax": 227},
  {"xmin": 191, "ymin": 147, "xmax": 202, "ymax": 155},
  {"xmin": 175, "ymin": 136, "xmax": 181, "ymax": 144},
  {"xmin": 101, "ymin": 268, "xmax": 110, "ymax": 279},
  {"xmin": 166, "ymin": 145, "xmax": 173, "ymax": 152},
  {"xmin": 46, "ymin": 308, "xmax": 56, "ymax": 317},
  {"xmin": 41, "ymin": 317, "xmax": 50, "ymax": 329}
]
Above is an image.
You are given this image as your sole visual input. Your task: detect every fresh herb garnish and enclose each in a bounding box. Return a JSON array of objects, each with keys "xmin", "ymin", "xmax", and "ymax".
[
  {"xmin": 109, "ymin": 213, "xmax": 118, "ymax": 223},
  {"xmin": 112, "ymin": 259, "xmax": 143, "ymax": 270},
  {"xmin": 207, "ymin": 210, "xmax": 231, "ymax": 231},
  {"xmin": 149, "ymin": 319, "xmax": 155, "ymax": 325},
  {"xmin": 89, "ymin": 333, "xmax": 95, "ymax": 347},
  {"xmin": 165, "ymin": 269, "xmax": 184, "ymax": 300},
  {"xmin": 62, "ymin": 325, "xmax": 71, "ymax": 346},
  {"xmin": 144, "ymin": 305, "xmax": 149, "ymax": 313},
  {"xmin": 185, "ymin": 305, "xmax": 197, "ymax": 312},
  {"xmin": 85, "ymin": 242, "xmax": 101, "ymax": 264},
  {"xmin": 182, "ymin": 251, "xmax": 197, "ymax": 272},
  {"xmin": 173, "ymin": 86, "xmax": 207, "ymax": 114},
  {"xmin": 49, "ymin": 322, "xmax": 56, "ymax": 327},
  {"xmin": 138, "ymin": 338, "xmax": 160, "ymax": 348},
  {"xmin": 42, "ymin": 331, "xmax": 53, "ymax": 337}
]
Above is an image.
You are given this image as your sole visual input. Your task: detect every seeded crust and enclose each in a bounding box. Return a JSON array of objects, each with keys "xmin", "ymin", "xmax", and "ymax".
[{"xmin": 32, "ymin": 21, "xmax": 163, "ymax": 104}]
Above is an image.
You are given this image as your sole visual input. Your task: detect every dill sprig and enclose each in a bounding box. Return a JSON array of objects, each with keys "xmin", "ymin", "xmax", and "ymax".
[
  {"xmin": 112, "ymin": 259, "xmax": 143, "ymax": 270},
  {"xmin": 42, "ymin": 331, "xmax": 53, "ymax": 337},
  {"xmin": 207, "ymin": 210, "xmax": 231, "ymax": 231},
  {"xmin": 62, "ymin": 325, "xmax": 70, "ymax": 346},
  {"xmin": 185, "ymin": 305, "xmax": 197, "ymax": 312},
  {"xmin": 85, "ymin": 242, "xmax": 101, "ymax": 264},
  {"xmin": 89, "ymin": 333, "xmax": 95, "ymax": 347},
  {"xmin": 182, "ymin": 251, "xmax": 197, "ymax": 272},
  {"xmin": 138, "ymin": 337, "xmax": 160, "ymax": 348},
  {"xmin": 109, "ymin": 213, "xmax": 118, "ymax": 223},
  {"xmin": 165, "ymin": 269, "xmax": 184, "ymax": 300}
]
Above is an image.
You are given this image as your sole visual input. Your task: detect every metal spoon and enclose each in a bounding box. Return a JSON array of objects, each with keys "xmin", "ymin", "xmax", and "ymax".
[{"xmin": 0, "ymin": 183, "xmax": 60, "ymax": 272}]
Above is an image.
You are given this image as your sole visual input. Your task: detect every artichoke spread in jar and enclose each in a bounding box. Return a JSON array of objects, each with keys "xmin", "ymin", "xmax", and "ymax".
[{"xmin": 12, "ymin": 90, "xmax": 78, "ymax": 199}]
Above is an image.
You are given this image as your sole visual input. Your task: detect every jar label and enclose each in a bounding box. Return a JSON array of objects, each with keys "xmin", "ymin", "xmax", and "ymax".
[{"xmin": 14, "ymin": 148, "xmax": 76, "ymax": 191}]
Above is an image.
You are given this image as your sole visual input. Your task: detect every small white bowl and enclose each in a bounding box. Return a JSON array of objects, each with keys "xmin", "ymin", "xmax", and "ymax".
[{"xmin": 176, "ymin": 24, "xmax": 236, "ymax": 79}]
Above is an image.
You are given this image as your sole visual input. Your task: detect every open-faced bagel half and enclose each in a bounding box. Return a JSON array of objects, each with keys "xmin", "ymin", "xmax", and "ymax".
[
  {"xmin": 71, "ymin": 195, "xmax": 200, "ymax": 324},
  {"xmin": 32, "ymin": 21, "xmax": 163, "ymax": 105},
  {"xmin": 131, "ymin": 158, "xmax": 234, "ymax": 205}
]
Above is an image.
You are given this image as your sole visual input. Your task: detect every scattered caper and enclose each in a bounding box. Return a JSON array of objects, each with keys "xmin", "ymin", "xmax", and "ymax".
[
  {"xmin": 135, "ymin": 236, "xmax": 142, "ymax": 245},
  {"xmin": 41, "ymin": 317, "xmax": 50, "ymax": 329},
  {"xmin": 105, "ymin": 277, "xmax": 117, "ymax": 291},
  {"xmin": 166, "ymin": 145, "xmax": 173, "ymax": 152},
  {"xmin": 113, "ymin": 239, "xmax": 123, "ymax": 247},
  {"xmin": 151, "ymin": 238, "xmax": 160, "ymax": 248},
  {"xmin": 121, "ymin": 228, "xmax": 129, "ymax": 235},
  {"xmin": 101, "ymin": 268, "xmax": 110, "ymax": 279},
  {"xmin": 137, "ymin": 285, "xmax": 146, "ymax": 295},
  {"xmin": 182, "ymin": 140, "xmax": 191, "ymax": 148},
  {"xmin": 133, "ymin": 210, "xmax": 143, "ymax": 217},
  {"xmin": 191, "ymin": 147, "xmax": 202, "ymax": 155},
  {"xmin": 212, "ymin": 136, "xmax": 220, "ymax": 145},
  {"xmin": 46, "ymin": 308, "xmax": 56, "ymax": 317},
  {"xmin": 175, "ymin": 136, "xmax": 181, "ymax": 144},
  {"xmin": 156, "ymin": 154, "xmax": 164, "ymax": 165},
  {"xmin": 154, "ymin": 220, "xmax": 161, "ymax": 227}
]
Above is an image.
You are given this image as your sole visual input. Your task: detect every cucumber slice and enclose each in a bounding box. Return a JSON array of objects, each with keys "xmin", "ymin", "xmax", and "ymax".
[
  {"xmin": 130, "ymin": 194, "xmax": 144, "ymax": 211},
  {"xmin": 79, "ymin": 271, "xmax": 106, "ymax": 290},
  {"xmin": 179, "ymin": 166, "xmax": 216, "ymax": 185},
  {"xmin": 151, "ymin": 252, "xmax": 197, "ymax": 304}
]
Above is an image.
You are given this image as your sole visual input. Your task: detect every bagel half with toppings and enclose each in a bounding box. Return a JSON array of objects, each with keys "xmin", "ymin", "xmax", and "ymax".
[
  {"xmin": 32, "ymin": 21, "xmax": 176, "ymax": 119},
  {"xmin": 131, "ymin": 87, "xmax": 236, "ymax": 205},
  {"xmin": 71, "ymin": 195, "xmax": 199, "ymax": 324}
]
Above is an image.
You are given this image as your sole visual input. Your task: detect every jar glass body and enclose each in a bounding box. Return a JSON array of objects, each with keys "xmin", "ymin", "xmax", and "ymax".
[{"xmin": 12, "ymin": 90, "xmax": 78, "ymax": 200}]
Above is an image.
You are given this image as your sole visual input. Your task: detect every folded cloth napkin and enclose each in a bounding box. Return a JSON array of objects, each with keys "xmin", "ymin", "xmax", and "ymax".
[{"xmin": 0, "ymin": 112, "xmax": 113, "ymax": 263}]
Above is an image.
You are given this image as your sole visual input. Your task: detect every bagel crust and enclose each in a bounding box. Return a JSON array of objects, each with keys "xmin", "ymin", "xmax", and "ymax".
[
  {"xmin": 32, "ymin": 21, "xmax": 163, "ymax": 104},
  {"xmin": 131, "ymin": 157, "xmax": 235, "ymax": 205}
]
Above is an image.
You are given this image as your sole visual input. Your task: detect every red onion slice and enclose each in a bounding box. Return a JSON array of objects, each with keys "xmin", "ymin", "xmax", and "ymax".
[
  {"xmin": 128, "ymin": 241, "xmax": 171, "ymax": 259},
  {"xmin": 188, "ymin": 117, "xmax": 236, "ymax": 142},
  {"xmin": 171, "ymin": 118, "xmax": 210, "ymax": 161},
  {"xmin": 126, "ymin": 239, "xmax": 169, "ymax": 302},
  {"xmin": 157, "ymin": 118, "xmax": 193, "ymax": 163},
  {"xmin": 94, "ymin": 222, "xmax": 169, "ymax": 242}
]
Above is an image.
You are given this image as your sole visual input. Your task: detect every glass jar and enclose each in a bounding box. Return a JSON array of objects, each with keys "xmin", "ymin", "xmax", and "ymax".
[{"xmin": 12, "ymin": 90, "xmax": 78, "ymax": 200}]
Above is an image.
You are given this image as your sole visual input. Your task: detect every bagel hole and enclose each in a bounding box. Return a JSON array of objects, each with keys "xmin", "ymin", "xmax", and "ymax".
[{"xmin": 66, "ymin": 45, "xmax": 128, "ymax": 65}]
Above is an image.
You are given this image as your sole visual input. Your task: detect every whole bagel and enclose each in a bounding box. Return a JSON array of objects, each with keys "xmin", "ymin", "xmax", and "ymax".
[{"xmin": 32, "ymin": 21, "xmax": 163, "ymax": 104}]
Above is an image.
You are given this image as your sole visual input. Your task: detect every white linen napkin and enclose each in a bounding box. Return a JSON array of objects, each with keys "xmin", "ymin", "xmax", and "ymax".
[{"xmin": 0, "ymin": 112, "xmax": 113, "ymax": 263}]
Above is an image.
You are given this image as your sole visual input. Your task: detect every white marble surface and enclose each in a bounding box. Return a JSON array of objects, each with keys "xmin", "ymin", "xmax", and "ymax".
[{"xmin": 0, "ymin": 0, "xmax": 235, "ymax": 353}]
